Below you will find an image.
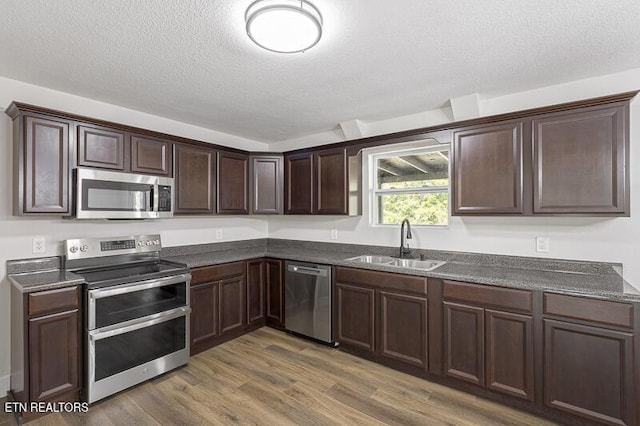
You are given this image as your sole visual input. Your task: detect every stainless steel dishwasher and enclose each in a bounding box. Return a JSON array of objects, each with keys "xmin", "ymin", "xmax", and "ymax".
[{"xmin": 285, "ymin": 261, "xmax": 333, "ymax": 344}]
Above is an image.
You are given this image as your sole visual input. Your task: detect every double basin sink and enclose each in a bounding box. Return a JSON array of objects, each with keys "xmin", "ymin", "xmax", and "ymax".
[{"xmin": 344, "ymin": 255, "xmax": 446, "ymax": 271}]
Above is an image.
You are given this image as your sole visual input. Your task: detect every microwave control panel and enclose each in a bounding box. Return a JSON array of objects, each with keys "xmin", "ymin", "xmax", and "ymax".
[{"xmin": 158, "ymin": 185, "xmax": 172, "ymax": 212}]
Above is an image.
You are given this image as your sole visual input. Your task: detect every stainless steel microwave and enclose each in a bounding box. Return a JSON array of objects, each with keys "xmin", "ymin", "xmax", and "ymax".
[{"xmin": 74, "ymin": 168, "xmax": 173, "ymax": 219}]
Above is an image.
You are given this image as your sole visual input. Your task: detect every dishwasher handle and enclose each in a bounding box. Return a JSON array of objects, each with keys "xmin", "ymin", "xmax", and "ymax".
[{"xmin": 288, "ymin": 264, "xmax": 329, "ymax": 277}]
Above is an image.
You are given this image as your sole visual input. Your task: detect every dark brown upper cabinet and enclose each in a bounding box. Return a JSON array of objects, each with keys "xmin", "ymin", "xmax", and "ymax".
[
  {"xmin": 452, "ymin": 100, "xmax": 630, "ymax": 216},
  {"xmin": 453, "ymin": 121, "xmax": 526, "ymax": 215},
  {"xmin": 173, "ymin": 143, "xmax": 215, "ymax": 214},
  {"xmin": 130, "ymin": 134, "xmax": 172, "ymax": 176},
  {"xmin": 250, "ymin": 155, "xmax": 283, "ymax": 214},
  {"xmin": 77, "ymin": 124, "xmax": 126, "ymax": 170},
  {"xmin": 285, "ymin": 147, "xmax": 357, "ymax": 215},
  {"xmin": 285, "ymin": 152, "xmax": 314, "ymax": 214},
  {"xmin": 11, "ymin": 113, "xmax": 72, "ymax": 215},
  {"xmin": 217, "ymin": 151, "xmax": 249, "ymax": 214},
  {"xmin": 314, "ymin": 147, "xmax": 348, "ymax": 214},
  {"xmin": 532, "ymin": 104, "xmax": 628, "ymax": 214}
]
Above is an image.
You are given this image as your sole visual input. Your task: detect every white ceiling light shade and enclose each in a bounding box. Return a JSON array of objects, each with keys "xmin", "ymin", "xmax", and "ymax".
[{"xmin": 245, "ymin": 0, "xmax": 323, "ymax": 53}]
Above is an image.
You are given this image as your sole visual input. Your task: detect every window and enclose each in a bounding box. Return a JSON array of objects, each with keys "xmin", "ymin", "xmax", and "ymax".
[{"xmin": 372, "ymin": 144, "xmax": 450, "ymax": 226}]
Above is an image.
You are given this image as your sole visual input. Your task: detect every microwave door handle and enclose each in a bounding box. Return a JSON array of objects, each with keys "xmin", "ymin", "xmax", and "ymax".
[{"xmin": 152, "ymin": 184, "xmax": 159, "ymax": 212}]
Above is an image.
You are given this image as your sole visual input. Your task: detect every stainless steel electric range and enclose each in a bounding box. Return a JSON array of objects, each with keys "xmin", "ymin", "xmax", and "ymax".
[{"xmin": 64, "ymin": 234, "xmax": 191, "ymax": 403}]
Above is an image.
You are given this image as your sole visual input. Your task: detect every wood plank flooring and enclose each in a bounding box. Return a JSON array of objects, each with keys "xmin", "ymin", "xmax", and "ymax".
[{"xmin": 7, "ymin": 328, "xmax": 558, "ymax": 425}]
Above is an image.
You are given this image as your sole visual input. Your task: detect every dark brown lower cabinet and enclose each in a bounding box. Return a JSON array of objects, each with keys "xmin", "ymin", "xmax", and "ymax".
[
  {"xmin": 380, "ymin": 291, "xmax": 428, "ymax": 368},
  {"xmin": 444, "ymin": 302, "xmax": 485, "ymax": 385},
  {"xmin": 190, "ymin": 281, "xmax": 219, "ymax": 348},
  {"xmin": 444, "ymin": 301, "xmax": 534, "ymax": 401},
  {"xmin": 10, "ymin": 285, "xmax": 81, "ymax": 423},
  {"xmin": 189, "ymin": 262, "xmax": 246, "ymax": 355},
  {"xmin": 544, "ymin": 319, "xmax": 634, "ymax": 425},
  {"xmin": 246, "ymin": 259, "xmax": 265, "ymax": 326},
  {"xmin": 335, "ymin": 267, "xmax": 429, "ymax": 370},
  {"xmin": 220, "ymin": 276, "xmax": 246, "ymax": 334},
  {"xmin": 485, "ymin": 310, "xmax": 534, "ymax": 401},
  {"xmin": 29, "ymin": 310, "xmax": 80, "ymax": 401},
  {"xmin": 265, "ymin": 259, "xmax": 284, "ymax": 328},
  {"xmin": 336, "ymin": 283, "xmax": 376, "ymax": 353}
]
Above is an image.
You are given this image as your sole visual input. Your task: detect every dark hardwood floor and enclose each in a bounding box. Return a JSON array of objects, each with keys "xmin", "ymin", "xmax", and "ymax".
[{"xmin": 5, "ymin": 328, "xmax": 557, "ymax": 425}]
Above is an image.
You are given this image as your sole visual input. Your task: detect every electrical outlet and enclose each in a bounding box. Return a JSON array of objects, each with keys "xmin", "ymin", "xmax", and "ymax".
[
  {"xmin": 32, "ymin": 237, "xmax": 45, "ymax": 254},
  {"xmin": 330, "ymin": 229, "xmax": 338, "ymax": 240},
  {"xmin": 536, "ymin": 237, "xmax": 550, "ymax": 253},
  {"xmin": 215, "ymin": 229, "xmax": 223, "ymax": 240}
]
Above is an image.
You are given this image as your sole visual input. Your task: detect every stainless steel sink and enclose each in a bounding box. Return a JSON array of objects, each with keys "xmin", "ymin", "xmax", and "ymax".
[
  {"xmin": 344, "ymin": 254, "xmax": 446, "ymax": 271},
  {"xmin": 344, "ymin": 255, "xmax": 394, "ymax": 264},
  {"xmin": 387, "ymin": 258, "xmax": 446, "ymax": 271}
]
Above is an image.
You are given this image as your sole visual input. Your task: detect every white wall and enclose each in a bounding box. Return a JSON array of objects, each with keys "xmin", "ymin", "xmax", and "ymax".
[
  {"xmin": 269, "ymin": 69, "xmax": 640, "ymax": 289},
  {"xmin": 0, "ymin": 76, "xmax": 269, "ymax": 394}
]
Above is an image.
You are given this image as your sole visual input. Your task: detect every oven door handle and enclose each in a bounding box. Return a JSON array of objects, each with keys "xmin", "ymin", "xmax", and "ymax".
[
  {"xmin": 89, "ymin": 306, "xmax": 191, "ymax": 341},
  {"xmin": 89, "ymin": 274, "xmax": 191, "ymax": 299}
]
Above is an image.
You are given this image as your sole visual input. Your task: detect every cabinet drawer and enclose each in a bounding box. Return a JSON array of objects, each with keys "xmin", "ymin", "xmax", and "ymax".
[
  {"xmin": 336, "ymin": 267, "xmax": 427, "ymax": 296},
  {"xmin": 191, "ymin": 261, "xmax": 245, "ymax": 284},
  {"xmin": 28, "ymin": 286, "xmax": 80, "ymax": 317},
  {"xmin": 543, "ymin": 293, "xmax": 633, "ymax": 329},
  {"xmin": 443, "ymin": 280, "xmax": 532, "ymax": 313}
]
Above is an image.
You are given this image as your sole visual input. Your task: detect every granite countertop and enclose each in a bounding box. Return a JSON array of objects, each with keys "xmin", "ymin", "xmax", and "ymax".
[
  {"xmin": 163, "ymin": 239, "xmax": 640, "ymax": 303},
  {"xmin": 8, "ymin": 269, "xmax": 85, "ymax": 293},
  {"xmin": 7, "ymin": 239, "xmax": 640, "ymax": 302}
]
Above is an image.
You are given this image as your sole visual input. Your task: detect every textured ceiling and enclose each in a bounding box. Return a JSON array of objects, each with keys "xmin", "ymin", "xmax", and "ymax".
[{"xmin": 1, "ymin": 1, "xmax": 639, "ymax": 143}]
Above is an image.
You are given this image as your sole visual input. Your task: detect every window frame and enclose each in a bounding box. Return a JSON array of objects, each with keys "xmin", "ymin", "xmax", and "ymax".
[{"xmin": 370, "ymin": 144, "xmax": 451, "ymax": 227}]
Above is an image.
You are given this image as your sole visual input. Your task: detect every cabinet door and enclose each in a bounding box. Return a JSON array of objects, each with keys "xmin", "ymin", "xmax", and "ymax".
[
  {"xmin": 314, "ymin": 147, "xmax": 348, "ymax": 214},
  {"xmin": 452, "ymin": 121, "xmax": 524, "ymax": 214},
  {"xmin": 284, "ymin": 152, "xmax": 314, "ymax": 214},
  {"xmin": 174, "ymin": 144, "xmax": 215, "ymax": 214},
  {"xmin": 29, "ymin": 310, "xmax": 79, "ymax": 401},
  {"xmin": 219, "ymin": 275, "xmax": 246, "ymax": 334},
  {"xmin": 246, "ymin": 260, "xmax": 265, "ymax": 325},
  {"xmin": 336, "ymin": 283, "xmax": 376, "ymax": 353},
  {"xmin": 250, "ymin": 156, "xmax": 283, "ymax": 214},
  {"xmin": 533, "ymin": 105, "xmax": 627, "ymax": 214},
  {"xmin": 380, "ymin": 291, "xmax": 428, "ymax": 369},
  {"xmin": 485, "ymin": 310, "xmax": 534, "ymax": 401},
  {"xmin": 544, "ymin": 319, "xmax": 634, "ymax": 425},
  {"xmin": 130, "ymin": 135, "xmax": 172, "ymax": 176},
  {"xmin": 217, "ymin": 151, "xmax": 249, "ymax": 214},
  {"xmin": 190, "ymin": 282, "xmax": 219, "ymax": 350},
  {"xmin": 77, "ymin": 125, "xmax": 125, "ymax": 170},
  {"xmin": 265, "ymin": 259, "xmax": 284, "ymax": 327},
  {"xmin": 444, "ymin": 302, "xmax": 484, "ymax": 385},
  {"xmin": 20, "ymin": 115, "xmax": 71, "ymax": 214}
]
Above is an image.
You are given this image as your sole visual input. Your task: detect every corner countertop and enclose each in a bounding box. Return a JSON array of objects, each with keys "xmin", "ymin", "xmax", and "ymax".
[{"xmin": 7, "ymin": 239, "xmax": 640, "ymax": 302}]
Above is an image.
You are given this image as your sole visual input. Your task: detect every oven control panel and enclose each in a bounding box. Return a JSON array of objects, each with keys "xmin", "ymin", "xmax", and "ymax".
[{"xmin": 64, "ymin": 235, "xmax": 162, "ymax": 260}]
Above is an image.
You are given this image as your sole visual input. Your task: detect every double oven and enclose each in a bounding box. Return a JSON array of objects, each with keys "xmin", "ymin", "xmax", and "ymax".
[{"xmin": 65, "ymin": 235, "xmax": 191, "ymax": 403}]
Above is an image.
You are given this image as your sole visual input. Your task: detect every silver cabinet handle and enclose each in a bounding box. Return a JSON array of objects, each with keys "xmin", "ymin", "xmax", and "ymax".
[
  {"xmin": 288, "ymin": 265, "xmax": 328, "ymax": 277},
  {"xmin": 89, "ymin": 274, "xmax": 191, "ymax": 299},
  {"xmin": 89, "ymin": 306, "xmax": 191, "ymax": 341}
]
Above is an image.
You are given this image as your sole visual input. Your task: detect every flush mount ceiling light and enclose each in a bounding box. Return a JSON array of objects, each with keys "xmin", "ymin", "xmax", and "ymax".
[{"xmin": 245, "ymin": 0, "xmax": 323, "ymax": 53}]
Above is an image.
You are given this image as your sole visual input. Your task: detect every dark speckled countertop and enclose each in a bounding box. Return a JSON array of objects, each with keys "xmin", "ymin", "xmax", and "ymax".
[
  {"xmin": 162, "ymin": 238, "xmax": 640, "ymax": 303},
  {"xmin": 7, "ymin": 239, "xmax": 640, "ymax": 302}
]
